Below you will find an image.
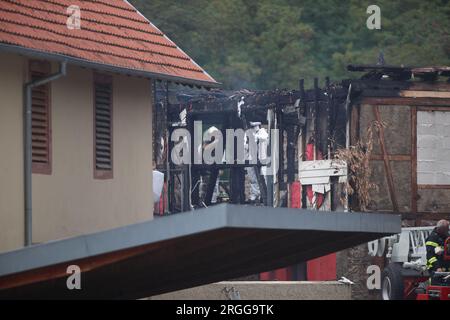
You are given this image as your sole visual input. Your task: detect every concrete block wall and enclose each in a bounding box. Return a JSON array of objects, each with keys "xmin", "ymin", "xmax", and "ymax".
[{"xmin": 417, "ymin": 110, "xmax": 450, "ymax": 185}]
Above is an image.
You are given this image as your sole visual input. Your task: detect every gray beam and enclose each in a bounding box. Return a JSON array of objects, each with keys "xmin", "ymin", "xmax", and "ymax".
[{"xmin": 0, "ymin": 204, "xmax": 400, "ymax": 299}]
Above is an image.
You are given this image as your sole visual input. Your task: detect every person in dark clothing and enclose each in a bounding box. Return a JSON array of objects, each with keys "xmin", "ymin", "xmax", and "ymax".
[{"xmin": 425, "ymin": 220, "xmax": 450, "ymax": 284}]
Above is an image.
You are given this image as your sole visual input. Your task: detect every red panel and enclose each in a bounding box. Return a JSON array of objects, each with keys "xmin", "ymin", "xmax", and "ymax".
[
  {"xmin": 259, "ymin": 271, "xmax": 272, "ymax": 281},
  {"xmin": 290, "ymin": 182, "xmax": 301, "ymax": 208},
  {"xmin": 307, "ymin": 253, "xmax": 336, "ymax": 281},
  {"xmin": 416, "ymin": 293, "xmax": 428, "ymax": 300},
  {"xmin": 260, "ymin": 268, "xmax": 292, "ymax": 281},
  {"xmin": 154, "ymin": 182, "xmax": 167, "ymax": 216},
  {"xmin": 273, "ymin": 268, "xmax": 290, "ymax": 281},
  {"xmin": 425, "ymin": 286, "xmax": 450, "ymax": 300}
]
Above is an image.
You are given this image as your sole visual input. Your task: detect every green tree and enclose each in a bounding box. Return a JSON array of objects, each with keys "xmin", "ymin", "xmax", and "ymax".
[{"xmin": 130, "ymin": 0, "xmax": 450, "ymax": 90}]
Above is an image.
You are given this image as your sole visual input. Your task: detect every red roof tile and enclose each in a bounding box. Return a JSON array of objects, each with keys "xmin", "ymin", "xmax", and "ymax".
[{"xmin": 0, "ymin": 0, "xmax": 217, "ymax": 86}]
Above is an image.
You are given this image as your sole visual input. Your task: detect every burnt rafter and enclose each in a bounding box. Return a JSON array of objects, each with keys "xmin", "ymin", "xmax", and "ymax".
[
  {"xmin": 155, "ymin": 64, "xmax": 450, "ymax": 215},
  {"xmin": 167, "ymin": 86, "xmax": 348, "ymax": 125},
  {"xmin": 157, "ymin": 81, "xmax": 350, "ymax": 210},
  {"xmin": 348, "ymin": 64, "xmax": 450, "ymax": 82}
]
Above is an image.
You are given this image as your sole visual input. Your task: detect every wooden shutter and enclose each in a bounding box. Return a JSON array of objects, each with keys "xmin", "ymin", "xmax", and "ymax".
[
  {"xmin": 94, "ymin": 74, "xmax": 113, "ymax": 179},
  {"xmin": 30, "ymin": 61, "xmax": 52, "ymax": 174}
]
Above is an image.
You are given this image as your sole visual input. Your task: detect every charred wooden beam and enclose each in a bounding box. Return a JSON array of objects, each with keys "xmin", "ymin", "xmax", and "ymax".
[
  {"xmin": 286, "ymin": 125, "xmax": 297, "ymax": 183},
  {"xmin": 230, "ymin": 167, "xmax": 245, "ymax": 204},
  {"xmin": 373, "ymin": 105, "xmax": 399, "ymax": 212},
  {"xmin": 359, "ymin": 97, "xmax": 450, "ymax": 106},
  {"xmin": 255, "ymin": 167, "xmax": 268, "ymax": 205},
  {"xmin": 204, "ymin": 169, "xmax": 219, "ymax": 206},
  {"xmin": 181, "ymin": 165, "xmax": 191, "ymax": 212},
  {"xmin": 313, "ymin": 78, "xmax": 320, "ymax": 154},
  {"xmin": 411, "ymin": 106, "xmax": 418, "ymax": 213},
  {"xmin": 277, "ymin": 104, "xmax": 284, "ymax": 191},
  {"xmin": 174, "ymin": 88, "xmax": 348, "ymax": 118},
  {"xmin": 191, "ymin": 170, "xmax": 200, "ymax": 207}
]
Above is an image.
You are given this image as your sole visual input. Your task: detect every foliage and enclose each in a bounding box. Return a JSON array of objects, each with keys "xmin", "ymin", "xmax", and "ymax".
[
  {"xmin": 334, "ymin": 121, "xmax": 385, "ymax": 211},
  {"xmin": 130, "ymin": 0, "xmax": 450, "ymax": 89}
]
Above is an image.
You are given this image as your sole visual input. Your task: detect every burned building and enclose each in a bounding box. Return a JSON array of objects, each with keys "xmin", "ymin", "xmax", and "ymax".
[
  {"xmin": 347, "ymin": 65, "xmax": 450, "ymax": 223},
  {"xmin": 152, "ymin": 64, "xmax": 450, "ymax": 298}
]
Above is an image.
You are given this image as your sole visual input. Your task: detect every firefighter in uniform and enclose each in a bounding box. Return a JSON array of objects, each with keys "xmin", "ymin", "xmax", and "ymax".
[{"xmin": 425, "ymin": 220, "xmax": 450, "ymax": 283}]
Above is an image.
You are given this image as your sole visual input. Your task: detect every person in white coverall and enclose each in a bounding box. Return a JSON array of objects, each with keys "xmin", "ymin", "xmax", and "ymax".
[{"xmin": 245, "ymin": 122, "xmax": 269, "ymax": 202}]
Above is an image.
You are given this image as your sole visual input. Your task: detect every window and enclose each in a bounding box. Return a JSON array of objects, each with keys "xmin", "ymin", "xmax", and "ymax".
[
  {"xmin": 93, "ymin": 73, "xmax": 113, "ymax": 179},
  {"xmin": 417, "ymin": 110, "xmax": 450, "ymax": 185},
  {"xmin": 30, "ymin": 60, "xmax": 52, "ymax": 174}
]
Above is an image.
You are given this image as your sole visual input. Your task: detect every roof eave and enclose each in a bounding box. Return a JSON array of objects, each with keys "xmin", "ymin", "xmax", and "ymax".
[
  {"xmin": 0, "ymin": 204, "xmax": 400, "ymax": 299},
  {"xmin": 123, "ymin": 0, "xmax": 218, "ymax": 86},
  {"xmin": 0, "ymin": 43, "xmax": 221, "ymax": 89}
]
